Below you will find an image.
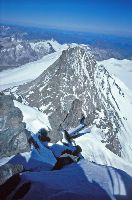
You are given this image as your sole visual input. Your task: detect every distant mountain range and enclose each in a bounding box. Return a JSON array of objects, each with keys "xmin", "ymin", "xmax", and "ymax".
[{"xmin": 0, "ymin": 24, "xmax": 132, "ymax": 71}]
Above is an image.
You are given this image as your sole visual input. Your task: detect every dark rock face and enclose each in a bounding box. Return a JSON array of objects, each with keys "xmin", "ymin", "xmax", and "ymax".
[
  {"xmin": 61, "ymin": 99, "xmax": 84, "ymax": 130},
  {"xmin": 0, "ymin": 94, "xmax": 31, "ymax": 157}
]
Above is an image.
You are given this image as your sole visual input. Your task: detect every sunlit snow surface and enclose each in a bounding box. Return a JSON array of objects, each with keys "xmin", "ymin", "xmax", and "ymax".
[
  {"xmin": 14, "ymin": 100, "xmax": 51, "ymax": 132},
  {"xmin": 76, "ymin": 133, "xmax": 132, "ymax": 176},
  {"xmin": 98, "ymin": 58, "xmax": 132, "ymax": 91},
  {"xmin": 13, "ymin": 100, "xmax": 132, "ymax": 177}
]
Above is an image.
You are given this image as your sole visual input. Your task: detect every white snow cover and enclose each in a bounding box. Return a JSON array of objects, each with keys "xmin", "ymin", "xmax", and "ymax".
[
  {"xmin": 14, "ymin": 100, "xmax": 51, "ymax": 132},
  {"xmin": 98, "ymin": 58, "xmax": 132, "ymax": 91},
  {"xmin": 13, "ymin": 100, "xmax": 132, "ymax": 176},
  {"xmin": 30, "ymin": 39, "xmax": 68, "ymax": 52},
  {"xmin": 47, "ymin": 39, "xmax": 68, "ymax": 51},
  {"xmin": 76, "ymin": 131, "xmax": 132, "ymax": 176},
  {"xmin": 15, "ymin": 158, "xmax": 131, "ymax": 200}
]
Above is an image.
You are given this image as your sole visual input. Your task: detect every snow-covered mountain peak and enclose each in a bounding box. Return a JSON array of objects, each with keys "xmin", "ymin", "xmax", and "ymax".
[{"xmin": 2, "ymin": 44, "xmax": 132, "ymax": 164}]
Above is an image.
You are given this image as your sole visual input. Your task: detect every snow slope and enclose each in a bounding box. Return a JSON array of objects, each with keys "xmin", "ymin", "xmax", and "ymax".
[
  {"xmin": 14, "ymin": 100, "xmax": 51, "ymax": 133},
  {"xmin": 76, "ymin": 133, "xmax": 132, "ymax": 176},
  {"xmin": 2, "ymin": 139, "xmax": 132, "ymax": 200},
  {"xmin": 20, "ymin": 159, "xmax": 132, "ymax": 200},
  {"xmin": 13, "ymin": 100, "xmax": 132, "ymax": 176},
  {"xmin": 95, "ymin": 64, "xmax": 132, "ymax": 163},
  {"xmin": 98, "ymin": 58, "xmax": 132, "ymax": 91}
]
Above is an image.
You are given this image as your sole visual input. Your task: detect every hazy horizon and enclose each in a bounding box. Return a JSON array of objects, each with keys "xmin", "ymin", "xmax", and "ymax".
[{"xmin": 1, "ymin": 0, "xmax": 132, "ymax": 37}]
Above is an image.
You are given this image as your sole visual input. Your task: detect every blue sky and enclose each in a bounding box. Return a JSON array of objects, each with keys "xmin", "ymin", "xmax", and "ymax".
[{"xmin": 1, "ymin": 0, "xmax": 132, "ymax": 36}]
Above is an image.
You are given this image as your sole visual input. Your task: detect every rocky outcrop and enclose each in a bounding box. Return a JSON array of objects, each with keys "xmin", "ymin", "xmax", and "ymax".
[
  {"xmin": 0, "ymin": 163, "xmax": 23, "ymax": 185},
  {"xmin": 0, "ymin": 93, "xmax": 31, "ymax": 157}
]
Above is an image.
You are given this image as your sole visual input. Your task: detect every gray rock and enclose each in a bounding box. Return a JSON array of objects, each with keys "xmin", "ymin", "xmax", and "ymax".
[
  {"xmin": 0, "ymin": 94, "xmax": 31, "ymax": 158},
  {"xmin": 0, "ymin": 163, "xmax": 23, "ymax": 185}
]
